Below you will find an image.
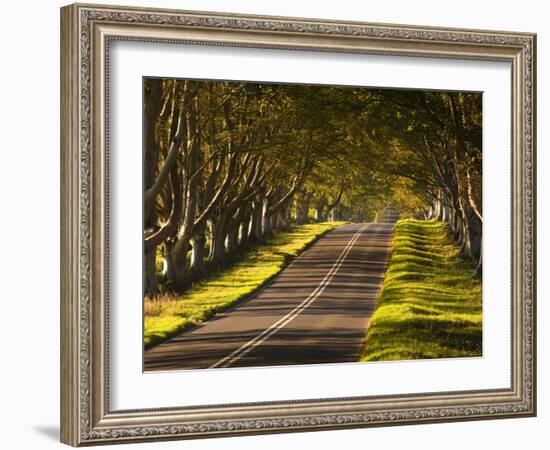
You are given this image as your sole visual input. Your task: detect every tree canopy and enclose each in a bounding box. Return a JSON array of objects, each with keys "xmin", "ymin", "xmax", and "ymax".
[{"xmin": 143, "ymin": 78, "xmax": 482, "ymax": 294}]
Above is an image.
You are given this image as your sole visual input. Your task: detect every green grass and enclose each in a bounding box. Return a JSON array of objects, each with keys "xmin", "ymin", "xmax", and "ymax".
[
  {"xmin": 360, "ymin": 219, "xmax": 482, "ymax": 362},
  {"xmin": 144, "ymin": 222, "xmax": 346, "ymax": 348}
]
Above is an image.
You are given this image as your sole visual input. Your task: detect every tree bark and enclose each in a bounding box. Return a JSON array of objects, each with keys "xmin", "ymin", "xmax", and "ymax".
[
  {"xmin": 295, "ymin": 191, "xmax": 311, "ymax": 225},
  {"xmin": 164, "ymin": 95, "xmax": 201, "ymax": 289},
  {"xmin": 226, "ymin": 205, "xmax": 247, "ymax": 254},
  {"xmin": 249, "ymin": 197, "xmax": 264, "ymax": 242},
  {"xmin": 314, "ymin": 205, "xmax": 326, "ymax": 222},
  {"xmin": 143, "ymin": 79, "xmax": 164, "ymax": 295},
  {"xmin": 473, "ymin": 244, "xmax": 482, "ymax": 278},
  {"xmin": 209, "ymin": 211, "xmax": 230, "ymax": 267},
  {"xmin": 144, "ymin": 249, "xmax": 159, "ymax": 295},
  {"xmin": 144, "ymin": 82, "xmax": 191, "ymax": 215},
  {"xmin": 276, "ymin": 204, "xmax": 292, "ymax": 230},
  {"xmin": 433, "ymin": 189, "xmax": 443, "ymax": 221},
  {"xmin": 162, "ymin": 240, "xmax": 177, "ymax": 284},
  {"xmin": 262, "ymin": 196, "xmax": 273, "ymax": 236},
  {"xmin": 168, "ymin": 239, "xmax": 192, "ymax": 289},
  {"xmin": 190, "ymin": 223, "xmax": 207, "ymax": 278},
  {"xmin": 239, "ymin": 208, "xmax": 252, "ymax": 249},
  {"xmin": 326, "ymin": 184, "xmax": 344, "ymax": 222},
  {"xmin": 226, "ymin": 224, "xmax": 240, "ymax": 254}
]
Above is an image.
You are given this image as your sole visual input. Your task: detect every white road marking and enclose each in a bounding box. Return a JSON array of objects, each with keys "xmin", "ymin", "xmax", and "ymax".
[{"xmin": 209, "ymin": 223, "xmax": 370, "ymax": 369}]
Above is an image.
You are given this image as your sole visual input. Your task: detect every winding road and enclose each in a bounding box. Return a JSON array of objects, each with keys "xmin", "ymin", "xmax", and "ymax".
[{"xmin": 144, "ymin": 217, "xmax": 397, "ymax": 372}]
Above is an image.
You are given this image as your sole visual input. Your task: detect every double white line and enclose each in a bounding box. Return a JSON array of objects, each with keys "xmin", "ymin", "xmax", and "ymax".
[{"xmin": 209, "ymin": 223, "xmax": 370, "ymax": 369}]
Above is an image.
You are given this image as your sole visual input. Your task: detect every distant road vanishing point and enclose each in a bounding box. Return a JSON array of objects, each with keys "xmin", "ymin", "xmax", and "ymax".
[{"xmin": 144, "ymin": 215, "xmax": 398, "ymax": 372}]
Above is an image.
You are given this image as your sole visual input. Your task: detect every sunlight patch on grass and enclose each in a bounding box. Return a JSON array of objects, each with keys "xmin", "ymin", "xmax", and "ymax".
[
  {"xmin": 144, "ymin": 222, "xmax": 345, "ymax": 348},
  {"xmin": 360, "ymin": 219, "xmax": 482, "ymax": 362}
]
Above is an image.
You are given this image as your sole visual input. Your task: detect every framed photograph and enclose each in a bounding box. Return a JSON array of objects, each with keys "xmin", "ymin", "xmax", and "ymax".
[{"xmin": 60, "ymin": 3, "xmax": 536, "ymax": 446}]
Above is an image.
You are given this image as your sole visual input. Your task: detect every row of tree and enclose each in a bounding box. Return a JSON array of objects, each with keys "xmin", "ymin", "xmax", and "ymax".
[
  {"xmin": 375, "ymin": 90, "xmax": 483, "ymax": 275},
  {"xmin": 143, "ymin": 78, "xmax": 482, "ymax": 294}
]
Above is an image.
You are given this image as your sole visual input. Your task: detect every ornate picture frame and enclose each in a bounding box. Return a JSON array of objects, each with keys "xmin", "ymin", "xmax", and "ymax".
[{"xmin": 60, "ymin": 3, "xmax": 536, "ymax": 446}]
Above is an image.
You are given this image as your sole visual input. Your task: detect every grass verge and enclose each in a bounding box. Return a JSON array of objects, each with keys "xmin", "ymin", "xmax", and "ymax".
[
  {"xmin": 360, "ymin": 219, "xmax": 482, "ymax": 362},
  {"xmin": 144, "ymin": 222, "xmax": 346, "ymax": 349}
]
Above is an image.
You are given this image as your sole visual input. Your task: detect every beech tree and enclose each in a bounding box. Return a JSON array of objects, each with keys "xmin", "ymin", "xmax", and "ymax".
[
  {"xmin": 143, "ymin": 79, "xmax": 483, "ymax": 294},
  {"xmin": 372, "ymin": 90, "xmax": 483, "ymax": 274}
]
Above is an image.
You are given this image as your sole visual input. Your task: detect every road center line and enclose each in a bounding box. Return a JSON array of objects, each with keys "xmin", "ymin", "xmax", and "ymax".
[{"xmin": 209, "ymin": 223, "xmax": 370, "ymax": 369}]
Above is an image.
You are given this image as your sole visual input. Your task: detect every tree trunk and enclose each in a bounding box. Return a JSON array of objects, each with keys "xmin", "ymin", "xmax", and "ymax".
[
  {"xmin": 434, "ymin": 190, "xmax": 443, "ymax": 221},
  {"xmin": 454, "ymin": 211, "xmax": 464, "ymax": 248},
  {"xmin": 424, "ymin": 208, "xmax": 431, "ymax": 220},
  {"xmin": 262, "ymin": 197, "xmax": 273, "ymax": 236},
  {"xmin": 450, "ymin": 207, "xmax": 461, "ymax": 242},
  {"xmin": 226, "ymin": 222, "xmax": 240, "ymax": 254},
  {"xmin": 460, "ymin": 217, "xmax": 470, "ymax": 256},
  {"xmin": 314, "ymin": 205, "xmax": 326, "ymax": 222},
  {"xmin": 143, "ymin": 79, "xmax": 163, "ymax": 226},
  {"xmin": 164, "ymin": 97, "xmax": 202, "ymax": 290},
  {"xmin": 239, "ymin": 209, "xmax": 252, "ymax": 249},
  {"xmin": 326, "ymin": 185, "xmax": 344, "ymax": 222},
  {"xmin": 435, "ymin": 199, "xmax": 443, "ymax": 221},
  {"xmin": 277, "ymin": 205, "xmax": 291, "ymax": 230},
  {"xmin": 462, "ymin": 207, "xmax": 482, "ymax": 260},
  {"xmin": 441, "ymin": 203, "xmax": 450, "ymax": 223},
  {"xmin": 209, "ymin": 212, "xmax": 230, "ymax": 267},
  {"xmin": 163, "ymin": 241, "xmax": 176, "ymax": 282},
  {"xmin": 329, "ymin": 206, "xmax": 340, "ymax": 222},
  {"xmin": 473, "ymin": 244, "xmax": 482, "ymax": 277},
  {"xmin": 143, "ymin": 79, "xmax": 163, "ymax": 295},
  {"xmin": 249, "ymin": 199, "xmax": 263, "ymax": 242},
  {"xmin": 190, "ymin": 223, "xmax": 207, "ymax": 278},
  {"xmin": 166, "ymin": 238, "xmax": 192, "ymax": 290},
  {"xmin": 269, "ymin": 210, "xmax": 278, "ymax": 232},
  {"xmin": 144, "ymin": 249, "xmax": 159, "ymax": 296},
  {"xmin": 285, "ymin": 204, "xmax": 292, "ymax": 227},
  {"xmin": 295, "ymin": 191, "xmax": 311, "ymax": 224}
]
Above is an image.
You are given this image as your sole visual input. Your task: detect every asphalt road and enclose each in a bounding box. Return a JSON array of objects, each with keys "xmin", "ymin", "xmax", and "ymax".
[{"xmin": 144, "ymin": 220, "xmax": 396, "ymax": 372}]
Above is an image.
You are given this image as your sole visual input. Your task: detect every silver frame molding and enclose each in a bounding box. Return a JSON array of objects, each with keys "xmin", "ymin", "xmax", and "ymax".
[{"xmin": 60, "ymin": 3, "xmax": 536, "ymax": 446}]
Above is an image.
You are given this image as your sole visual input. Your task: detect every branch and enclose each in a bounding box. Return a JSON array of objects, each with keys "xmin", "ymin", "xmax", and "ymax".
[
  {"xmin": 144, "ymin": 165, "xmax": 182, "ymax": 251},
  {"xmin": 268, "ymin": 176, "xmax": 300, "ymax": 214},
  {"xmin": 327, "ymin": 183, "xmax": 344, "ymax": 211},
  {"xmin": 144, "ymin": 95, "xmax": 187, "ymax": 212}
]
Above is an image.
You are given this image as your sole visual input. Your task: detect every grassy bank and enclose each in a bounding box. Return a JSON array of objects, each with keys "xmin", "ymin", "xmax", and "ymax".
[
  {"xmin": 145, "ymin": 222, "xmax": 345, "ymax": 348},
  {"xmin": 361, "ymin": 219, "xmax": 482, "ymax": 362}
]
